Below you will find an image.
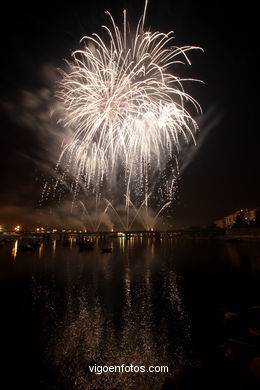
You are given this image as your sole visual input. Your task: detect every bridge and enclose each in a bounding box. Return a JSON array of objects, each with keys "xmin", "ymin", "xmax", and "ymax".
[{"xmin": 1, "ymin": 228, "xmax": 224, "ymax": 241}]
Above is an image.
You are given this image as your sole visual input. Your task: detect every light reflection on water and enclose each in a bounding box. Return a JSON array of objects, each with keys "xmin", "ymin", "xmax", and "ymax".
[
  {"xmin": 1, "ymin": 238, "xmax": 260, "ymax": 389},
  {"xmin": 12, "ymin": 239, "xmax": 18, "ymax": 259},
  {"xmin": 39, "ymin": 242, "xmax": 43, "ymax": 257},
  {"xmin": 52, "ymin": 239, "xmax": 56, "ymax": 256},
  {"xmin": 29, "ymin": 239, "xmax": 192, "ymax": 389}
]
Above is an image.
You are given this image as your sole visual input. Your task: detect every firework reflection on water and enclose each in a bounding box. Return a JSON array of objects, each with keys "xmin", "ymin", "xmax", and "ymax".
[{"xmin": 29, "ymin": 240, "xmax": 193, "ymax": 390}]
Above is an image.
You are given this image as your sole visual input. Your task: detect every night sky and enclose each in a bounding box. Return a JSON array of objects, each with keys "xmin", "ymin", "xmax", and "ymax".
[{"xmin": 0, "ymin": 0, "xmax": 258, "ymax": 229}]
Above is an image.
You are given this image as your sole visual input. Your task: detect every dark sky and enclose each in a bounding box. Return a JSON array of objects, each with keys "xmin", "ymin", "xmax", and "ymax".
[{"xmin": 0, "ymin": 0, "xmax": 258, "ymax": 228}]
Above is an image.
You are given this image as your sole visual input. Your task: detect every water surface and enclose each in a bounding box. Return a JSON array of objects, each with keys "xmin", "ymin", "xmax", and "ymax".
[{"xmin": 1, "ymin": 237, "xmax": 259, "ymax": 389}]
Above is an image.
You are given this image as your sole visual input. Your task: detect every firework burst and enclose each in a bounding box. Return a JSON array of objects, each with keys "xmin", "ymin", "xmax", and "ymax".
[{"xmin": 56, "ymin": 0, "xmax": 202, "ymax": 206}]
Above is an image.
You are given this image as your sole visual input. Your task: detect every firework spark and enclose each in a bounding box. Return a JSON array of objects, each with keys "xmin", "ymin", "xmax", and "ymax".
[{"xmin": 56, "ymin": 0, "xmax": 202, "ymax": 206}]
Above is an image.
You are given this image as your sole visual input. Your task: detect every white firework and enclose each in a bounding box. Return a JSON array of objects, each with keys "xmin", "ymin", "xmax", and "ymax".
[{"xmin": 56, "ymin": 0, "xmax": 202, "ymax": 203}]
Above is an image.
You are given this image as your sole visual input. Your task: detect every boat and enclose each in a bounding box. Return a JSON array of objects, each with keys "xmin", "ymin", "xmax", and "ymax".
[
  {"xmin": 102, "ymin": 247, "xmax": 112, "ymax": 253},
  {"xmin": 28, "ymin": 239, "xmax": 41, "ymax": 248},
  {"xmin": 62, "ymin": 240, "xmax": 71, "ymax": 247},
  {"xmin": 226, "ymin": 238, "xmax": 239, "ymax": 243},
  {"xmin": 18, "ymin": 244, "xmax": 33, "ymax": 252},
  {"xmin": 79, "ymin": 241, "xmax": 94, "ymax": 251}
]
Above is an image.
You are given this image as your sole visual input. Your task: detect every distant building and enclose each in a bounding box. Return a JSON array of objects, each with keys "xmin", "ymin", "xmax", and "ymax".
[
  {"xmin": 244, "ymin": 208, "xmax": 257, "ymax": 222},
  {"xmin": 215, "ymin": 208, "xmax": 257, "ymax": 229}
]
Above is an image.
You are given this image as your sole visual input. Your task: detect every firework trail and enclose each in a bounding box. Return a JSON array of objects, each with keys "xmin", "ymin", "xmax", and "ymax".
[{"xmin": 56, "ymin": 0, "xmax": 202, "ymax": 208}]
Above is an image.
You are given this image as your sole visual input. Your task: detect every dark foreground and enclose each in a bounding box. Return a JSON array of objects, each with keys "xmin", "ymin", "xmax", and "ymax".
[{"xmin": 0, "ymin": 237, "xmax": 259, "ymax": 389}]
